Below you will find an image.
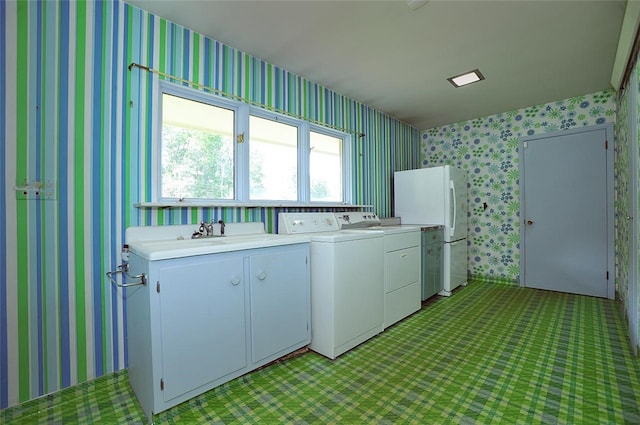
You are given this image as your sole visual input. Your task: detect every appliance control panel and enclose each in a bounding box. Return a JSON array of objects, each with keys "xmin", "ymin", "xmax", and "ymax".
[
  {"xmin": 334, "ymin": 212, "xmax": 381, "ymax": 229},
  {"xmin": 278, "ymin": 212, "xmax": 340, "ymax": 234}
]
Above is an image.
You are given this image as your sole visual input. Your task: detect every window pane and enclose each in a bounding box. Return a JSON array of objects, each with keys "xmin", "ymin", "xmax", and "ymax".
[
  {"xmin": 310, "ymin": 131, "xmax": 343, "ymax": 202},
  {"xmin": 249, "ymin": 116, "xmax": 298, "ymax": 200},
  {"xmin": 161, "ymin": 94, "xmax": 234, "ymax": 199}
]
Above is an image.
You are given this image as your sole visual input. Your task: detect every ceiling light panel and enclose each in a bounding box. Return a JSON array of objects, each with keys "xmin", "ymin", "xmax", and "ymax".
[
  {"xmin": 407, "ymin": 0, "xmax": 429, "ymax": 10},
  {"xmin": 448, "ymin": 69, "xmax": 485, "ymax": 88}
]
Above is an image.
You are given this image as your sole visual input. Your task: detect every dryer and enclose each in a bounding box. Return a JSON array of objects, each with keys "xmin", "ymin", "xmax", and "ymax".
[{"xmin": 335, "ymin": 213, "xmax": 422, "ymax": 329}]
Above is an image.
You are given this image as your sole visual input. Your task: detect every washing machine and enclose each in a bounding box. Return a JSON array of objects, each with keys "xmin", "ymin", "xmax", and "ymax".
[{"xmin": 278, "ymin": 212, "xmax": 384, "ymax": 359}]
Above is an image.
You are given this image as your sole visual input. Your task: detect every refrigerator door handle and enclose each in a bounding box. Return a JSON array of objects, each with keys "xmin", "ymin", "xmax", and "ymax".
[{"xmin": 450, "ymin": 179, "xmax": 456, "ymax": 238}]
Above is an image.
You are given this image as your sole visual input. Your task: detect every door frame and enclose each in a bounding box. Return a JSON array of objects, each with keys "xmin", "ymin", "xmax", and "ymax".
[{"xmin": 518, "ymin": 123, "xmax": 615, "ymax": 299}]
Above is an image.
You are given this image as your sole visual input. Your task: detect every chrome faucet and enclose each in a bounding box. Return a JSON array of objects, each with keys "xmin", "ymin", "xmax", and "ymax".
[{"xmin": 191, "ymin": 220, "xmax": 225, "ymax": 239}]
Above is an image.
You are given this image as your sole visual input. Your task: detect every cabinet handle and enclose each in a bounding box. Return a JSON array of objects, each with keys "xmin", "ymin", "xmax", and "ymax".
[
  {"xmin": 256, "ymin": 271, "xmax": 267, "ymax": 281},
  {"xmin": 231, "ymin": 277, "xmax": 241, "ymax": 286}
]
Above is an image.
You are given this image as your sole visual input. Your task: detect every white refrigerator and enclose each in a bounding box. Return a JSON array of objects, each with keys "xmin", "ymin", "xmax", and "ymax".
[{"xmin": 394, "ymin": 165, "xmax": 468, "ymax": 296}]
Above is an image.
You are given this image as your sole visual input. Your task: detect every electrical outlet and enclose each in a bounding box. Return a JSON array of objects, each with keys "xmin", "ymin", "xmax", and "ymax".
[{"xmin": 14, "ymin": 179, "xmax": 56, "ymax": 200}]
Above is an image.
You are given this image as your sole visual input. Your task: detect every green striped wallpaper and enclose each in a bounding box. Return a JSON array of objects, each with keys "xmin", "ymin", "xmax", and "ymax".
[{"xmin": 0, "ymin": 0, "xmax": 420, "ymax": 408}]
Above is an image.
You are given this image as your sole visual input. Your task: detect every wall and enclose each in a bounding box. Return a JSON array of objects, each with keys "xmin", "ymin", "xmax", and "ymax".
[
  {"xmin": 637, "ymin": 65, "xmax": 640, "ymax": 353},
  {"xmin": 422, "ymin": 91, "xmax": 616, "ymax": 283},
  {"xmin": 635, "ymin": 63, "xmax": 640, "ymax": 353},
  {"xmin": 614, "ymin": 58, "xmax": 640, "ymax": 353},
  {"xmin": 0, "ymin": 0, "xmax": 419, "ymax": 408},
  {"xmin": 614, "ymin": 64, "xmax": 631, "ymax": 330}
]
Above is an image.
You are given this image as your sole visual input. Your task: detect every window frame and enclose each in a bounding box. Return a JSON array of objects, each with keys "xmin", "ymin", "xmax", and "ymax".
[{"xmin": 154, "ymin": 81, "xmax": 352, "ymax": 205}]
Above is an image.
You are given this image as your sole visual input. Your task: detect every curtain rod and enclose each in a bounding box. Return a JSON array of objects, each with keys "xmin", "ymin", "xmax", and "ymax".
[{"xmin": 128, "ymin": 62, "xmax": 366, "ymax": 138}]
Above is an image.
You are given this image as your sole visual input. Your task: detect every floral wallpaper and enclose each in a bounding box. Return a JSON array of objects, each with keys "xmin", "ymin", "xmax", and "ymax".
[
  {"xmin": 422, "ymin": 90, "xmax": 616, "ymax": 283},
  {"xmin": 615, "ymin": 60, "xmax": 640, "ymax": 354},
  {"xmin": 614, "ymin": 77, "xmax": 630, "ymax": 312}
]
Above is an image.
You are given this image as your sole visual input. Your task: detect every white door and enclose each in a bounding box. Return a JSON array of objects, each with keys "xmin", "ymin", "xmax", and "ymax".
[
  {"xmin": 394, "ymin": 167, "xmax": 445, "ymax": 226},
  {"xmin": 520, "ymin": 125, "xmax": 614, "ymax": 298}
]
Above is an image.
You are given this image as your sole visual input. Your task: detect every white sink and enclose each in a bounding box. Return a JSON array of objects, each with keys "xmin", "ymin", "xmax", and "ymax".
[{"xmin": 129, "ymin": 232, "xmax": 310, "ymax": 260}]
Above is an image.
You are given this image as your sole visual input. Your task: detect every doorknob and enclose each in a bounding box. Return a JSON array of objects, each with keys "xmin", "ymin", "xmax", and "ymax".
[{"xmin": 526, "ymin": 219, "xmax": 534, "ymax": 225}]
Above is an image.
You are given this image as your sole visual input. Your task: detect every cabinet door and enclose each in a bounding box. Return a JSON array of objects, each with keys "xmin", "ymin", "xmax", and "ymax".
[
  {"xmin": 423, "ymin": 244, "xmax": 444, "ymax": 299},
  {"xmin": 158, "ymin": 256, "xmax": 246, "ymax": 402},
  {"xmin": 249, "ymin": 245, "xmax": 310, "ymax": 364}
]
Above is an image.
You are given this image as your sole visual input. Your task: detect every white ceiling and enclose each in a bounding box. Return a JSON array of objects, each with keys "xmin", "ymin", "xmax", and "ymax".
[{"xmin": 125, "ymin": 0, "xmax": 627, "ymax": 130}]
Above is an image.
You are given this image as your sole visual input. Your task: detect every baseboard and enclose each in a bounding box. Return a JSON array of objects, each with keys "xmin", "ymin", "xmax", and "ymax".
[{"xmin": 468, "ymin": 274, "xmax": 519, "ymax": 286}]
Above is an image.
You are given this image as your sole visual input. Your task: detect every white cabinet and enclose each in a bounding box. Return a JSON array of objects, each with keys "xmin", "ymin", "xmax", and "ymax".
[
  {"xmin": 382, "ymin": 231, "xmax": 421, "ymax": 329},
  {"xmin": 126, "ymin": 244, "xmax": 310, "ymax": 422},
  {"xmin": 249, "ymin": 247, "xmax": 309, "ymax": 363},
  {"xmin": 158, "ymin": 256, "xmax": 247, "ymax": 403}
]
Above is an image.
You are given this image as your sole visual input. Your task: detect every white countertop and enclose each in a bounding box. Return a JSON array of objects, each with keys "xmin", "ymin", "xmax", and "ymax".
[
  {"xmin": 126, "ymin": 223, "xmax": 310, "ymax": 260},
  {"xmin": 129, "ymin": 233, "xmax": 311, "ymax": 260}
]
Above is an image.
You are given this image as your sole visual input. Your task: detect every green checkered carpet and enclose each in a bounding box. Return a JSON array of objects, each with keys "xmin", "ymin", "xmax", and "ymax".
[{"xmin": 3, "ymin": 281, "xmax": 640, "ymax": 424}]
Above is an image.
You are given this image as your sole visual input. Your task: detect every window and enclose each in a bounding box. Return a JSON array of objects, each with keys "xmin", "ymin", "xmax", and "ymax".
[
  {"xmin": 310, "ymin": 130, "xmax": 343, "ymax": 202},
  {"xmin": 161, "ymin": 94, "xmax": 235, "ymax": 200},
  {"xmin": 157, "ymin": 82, "xmax": 351, "ymax": 204},
  {"xmin": 249, "ymin": 115, "xmax": 298, "ymax": 201}
]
